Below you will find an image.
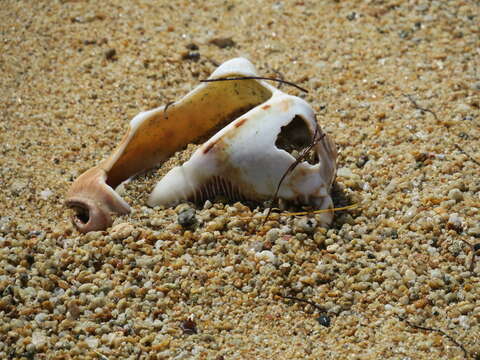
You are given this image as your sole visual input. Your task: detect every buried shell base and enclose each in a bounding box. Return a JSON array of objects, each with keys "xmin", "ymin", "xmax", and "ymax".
[{"xmin": 66, "ymin": 57, "xmax": 337, "ymax": 232}]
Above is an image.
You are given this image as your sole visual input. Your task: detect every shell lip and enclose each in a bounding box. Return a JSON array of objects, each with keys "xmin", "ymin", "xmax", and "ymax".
[{"xmin": 65, "ymin": 197, "xmax": 112, "ymax": 234}]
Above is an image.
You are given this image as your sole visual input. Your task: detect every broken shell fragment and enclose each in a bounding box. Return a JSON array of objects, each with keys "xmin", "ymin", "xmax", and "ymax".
[
  {"xmin": 148, "ymin": 86, "xmax": 337, "ymax": 225},
  {"xmin": 66, "ymin": 57, "xmax": 337, "ymax": 232}
]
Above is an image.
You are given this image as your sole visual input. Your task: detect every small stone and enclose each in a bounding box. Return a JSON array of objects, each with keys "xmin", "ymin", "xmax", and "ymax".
[
  {"xmin": 428, "ymin": 278, "xmax": 445, "ymax": 290},
  {"xmin": 39, "ymin": 189, "xmax": 53, "ymax": 200},
  {"xmin": 458, "ymin": 315, "xmax": 470, "ymax": 329},
  {"xmin": 457, "ymin": 302, "xmax": 474, "ymax": 315},
  {"xmin": 448, "ymin": 188, "xmax": 464, "ymax": 202},
  {"xmin": 177, "ymin": 208, "xmax": 197, "ymax": 228},
  {"xmin": 209, "ymin": 37, "xmax": 236, "ymax": 48},
  {"xmin": 455, "ymin": 103, "xmax": 470, "ymax": 114},
  {"xmin": 105, "ymin": 48, "xmax": 117, "ymax": 61},
  {"xmin": 68, "ymin": 300, "xmax": 81, "ymax": 319},
  {"xmin": 110, "ymin": 223, "xmax": 134, "ymax": 240},
  {"xmin": 299, "ymin": 276, "xmax": 315, "ymax": 286},
  {"xmin": 186, "ymin": 43, "xmax": 199, "ymax": 51},
  {"xmin": 181, "ymin": 51, "xmax": 200, "ymax": 62},
  {"xmin": 467, "ymin": 226, "xmax": 480, "ymax": 237},
  {"xmin": 294, "ymin": 217, "xmax": 317, "ymax": 234},
  {"xmin": 404, "ymin": 269, "xmax": 417, "ymax": 282},
  {"xmin": 316, "ymin": 314, "xmax": 331, "ymax": 327},
  {"xmin": 326, "ymin": 244, "xmax": 339, "ymax": 253},
  {"xmin": 356, "ymin": 155, "xmax": 369, "ymax": 168},
  {"xmin": 203, "ymin": 200, "xmax": 212, "ymax": 209},
  {"xmin": 180, "ymin": 318, "xmax": 198, "ymax": 334},
  {"xmin": 32, "ymin": 330, "xmax": 47, "ymax": 348},
  {"xmin": 85, "ymin": 336, "xmax": 98, "ymax": 348},
  {"xmin": 34, "ymin": 313, "xmax": 47, "ymax": 323},
  {"xmin": 266, "ymin": 228, "xmax": 280, "ymax": 242},
  {"xmin": 414, "ymin": 298, "xmax": 428, "ymax": 309},
  {"xmin": 404, "ymin": 206, "xmax": 417, "ymax": 221},
  {"xmin": 337, "ymin": 167, "xmax": 354, "ymax": 178},
  {"xmin": 447, "ymin": 213, "xmax": 463, "ymax": 232},
  {"xmin": 255, "ymin": 250, "xmax": 276, "ymax": 263}
]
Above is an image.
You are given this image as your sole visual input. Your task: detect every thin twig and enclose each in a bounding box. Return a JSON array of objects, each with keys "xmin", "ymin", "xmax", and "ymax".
[
  {"xmin": 404, "ymin": 94, "xmax": 480, "ymax": 167},
  {"xmin": 163, "ymin": 101, "xmax": 174, "ymax": 120},
  {"xmin": 285, "ymin": 203, "xmax": 358, "ymax": 216},
  {"xmin": 397, "ymin": 316, "xmax": 469, "ymax": 359},
  {"xmin": 404, "ymin": 94, "xmax": 439, "ymax": 121},
  {"xmin": 454, "ymin": 144, "xmax": 480, "ymax": 167},
  {"xmin": 280, "ymin": 295, "xmax": 326, "ymax": 313},
  {"xmin": 201, "ymin": 76, "xmax": 309, "ymax": 93}
]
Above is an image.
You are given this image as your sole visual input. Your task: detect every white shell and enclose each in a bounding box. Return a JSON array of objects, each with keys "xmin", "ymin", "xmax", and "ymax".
[
  {"xmin": 67, "ymin": 57, "xmax": 337, "ymax": 232},
  {"xmin": 148, "ymin": 62, "xmax": 337, "ymax": 224}
]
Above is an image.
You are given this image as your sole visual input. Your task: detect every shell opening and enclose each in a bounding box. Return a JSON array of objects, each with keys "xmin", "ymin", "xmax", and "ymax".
[
  {"xmin": 275, "ymin": 115, "xmax": 319, "ymax": 164},
  {"xmin": 66, "ymin": 198, "xmax": 112, "ymax": 233},
  {"xmin": 72, "ymin": 204, "xmax": 90, "ymax": 225}
]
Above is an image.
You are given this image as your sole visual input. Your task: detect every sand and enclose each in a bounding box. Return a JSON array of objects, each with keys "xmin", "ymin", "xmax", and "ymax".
[{"xmin": 1, "ymin": 0, "xmax": 479, "ymax": 359}]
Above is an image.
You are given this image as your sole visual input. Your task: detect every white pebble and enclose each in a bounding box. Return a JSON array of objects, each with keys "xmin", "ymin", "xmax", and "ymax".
[
  {"xmin": 404, "ymin": 269, "xmax": 416, "ymax": 282},
  {"xmin": 85, "ymin": 336, "xmax": 99, "ymax": 348},
  {"xmin": 255, "ymin": 250, "xmax": 276, "ymax": 263},
  {"xmin": 34, "ymin": 313, "xmax": 47, "ymax": 323},
  {"xmin": 337, "ymin": 167, "xmax": 354, "ymax": 178},
  {"xmin": 326, "ymin": 244, "xmax": 339, "ymax": 253},
  {"xmin": 448, "ymin": 213, "xmax": 462, "ymax": 228},
  {"xmin": 458, "ymin": 315, "xmax": 470, "ymax": 329},
  {"xmin": 32, "ymin": 330, "xmax": 47, "ymax": 348},
  {"xmin": 39, "ymin": 189, "xmax": 53, "ymax": 200},
  {"xmin": 266, "ymin": 228, "xmax": 280, "ymax": 242},
  {"xmin": 403, "ymin": 206, "xmax": 417, "ymax": 221},
  {"xmin": 448, "ymin": 188, "xmax": 464, "ymax": 202}
]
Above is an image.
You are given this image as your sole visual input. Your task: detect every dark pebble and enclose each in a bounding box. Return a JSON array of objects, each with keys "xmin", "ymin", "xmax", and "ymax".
[
  {"xmin": 181, "ymin": 51, "xmax": 200, "ymax": 62},
  {"xmin": 105, "ymin": 48, "xmax": 117, "ymax": 61},
  {"xmin": 178, "ymin": 208, "xmax": 197, "ymax": 228},
  {"xmin": 180, "ymin": 318, "xmax": 198, "ymax": 334},
  {"xmin": 317, "ymin": 314, "xmax": 331, "ymax": 327},
  {"xmin": 346, "ymin": 12, "xmax": 357, "ymax": 21},
  {"xmin": 186, "ymin": 43, "xmax": 199, "ymax": 51},
  {"xmin": 356, "ymin": 154, "xmax": 369, "ymax": 168}
]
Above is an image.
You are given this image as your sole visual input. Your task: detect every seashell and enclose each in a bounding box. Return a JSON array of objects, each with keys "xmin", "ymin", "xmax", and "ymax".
[
  {"xmin": 66, "ymin": 58, "xmax": 274, "ymax": 233},
  {"xmin": 65, "ymin": 58, "xmax": 337, "ymax": 232},
  {"xmin": 148, "ymin": 80, "xmax": 337, "ymax": 225}
]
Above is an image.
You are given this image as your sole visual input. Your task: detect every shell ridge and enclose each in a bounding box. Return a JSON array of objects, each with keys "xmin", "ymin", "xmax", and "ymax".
[{"xmin": 189, "ymin": 176, "xmax": 249, "ymax": 204}]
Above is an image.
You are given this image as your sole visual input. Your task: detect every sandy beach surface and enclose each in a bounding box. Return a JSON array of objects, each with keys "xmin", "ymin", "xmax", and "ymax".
[{"xmin": 1, "ymin": 0, "xmax": 479, "ymax": 359}]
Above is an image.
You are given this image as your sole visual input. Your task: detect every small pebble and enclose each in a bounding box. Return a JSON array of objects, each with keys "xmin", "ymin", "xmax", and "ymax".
[
  {"xmin": 255, "ymin": 250, "xmax": 276, "ymax": 263},
  {"xmin": 316, "ymin": 314, "xmax": 331, "ymax": 327},
  {"xmin": 180, "ymin": 318, "xmax": 198, "ymax": 335},
  {"xmin": 447, "ymin": 213, "xmax": 463, "ymax": 231},
  {"xmin": 105, "ymin": 48, "xmax": 117, "ymax": 61},
  {"xmin": 209, "ymin": 37, "xmax": 236, "ymax": 48},
  {"xmin": 294, "ymin": 217, "xmax": 317, "ymax": 234},
  {"xmin": 448, "ymin": 188, "xmax": 464, "ymax": 202},
  {"xmin": 39, "ymin": 189, "xmax": 53, "ymax": 200},
  {"xmin": 266, "ymin": 228, "xmax": 280, "ymax": 242},
  {"xmin": 336, "ymin": 167, "xmax": 354, "ymax": 178},
  {"xmin": 177, "ymin": 208, "xmax": 197, "ymax": 228}
]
